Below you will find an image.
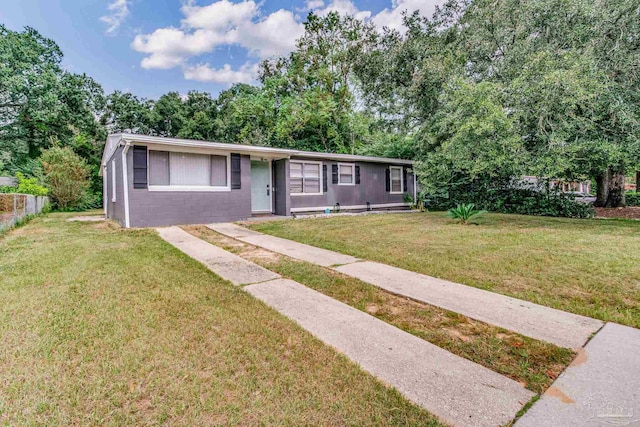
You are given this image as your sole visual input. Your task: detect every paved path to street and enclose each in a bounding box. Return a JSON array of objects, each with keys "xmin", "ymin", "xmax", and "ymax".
[
  {"xmin": 517, "ymin": 322, "xmax": 640, "ymax": 426},
  {"xmin": 157, "ymin": 226, "xmax": 280, "ymax": 285},
  {"xmin": 207, "ymin": 223, "xmax": 358, "ymax": 267},
  {"xmin": 158, "ymin": 227, "xmax": 534, "ymax": 427},
  {"xmin": 210, "ymin": 223, "xmax": 603, "ymax": 349},
  {"xmin": 246, "ymin": 278, "xmax": 534, "ymax": 427}
]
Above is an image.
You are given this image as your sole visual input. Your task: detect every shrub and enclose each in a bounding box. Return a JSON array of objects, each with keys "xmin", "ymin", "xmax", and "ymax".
[
  {"xmin": 447, "ymin": 203, "xmax": 487, "ymax": 224},
  {"xmin": 13, "ymin": 172, "xmax": 48, "ymax": 196},
  {"xmin": 40, "ymin": 147, "xmax": 90, "ymax": 211},
  {"xmin": 420, "ymin": 180, "xmax": 595, "ymax": 219},
  {"xmin": 625, "ymin": 192, "xmax": 640, "ymax": 207}
]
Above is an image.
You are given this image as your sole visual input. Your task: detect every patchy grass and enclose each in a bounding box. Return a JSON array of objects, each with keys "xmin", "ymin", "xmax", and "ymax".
[
  {"xmin": 249, "ymin": 213, "xmax": 640, "ymax": 327},
  {"xmin": 0, "ymin": 214, "xmax": 441, "ymax": 426},
  {"xmin": 185, "ymin": 226, "xmax": 574, "ymax": 394}
]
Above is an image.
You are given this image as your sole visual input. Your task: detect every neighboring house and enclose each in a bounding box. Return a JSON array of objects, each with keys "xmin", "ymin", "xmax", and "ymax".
[
  {"xmin": 520, "ymin": 176, "xmax": 591, "ymax": 195},
  {"xmin": 100, "ymin": 134, "xmax": 416, "ymax": 228}
]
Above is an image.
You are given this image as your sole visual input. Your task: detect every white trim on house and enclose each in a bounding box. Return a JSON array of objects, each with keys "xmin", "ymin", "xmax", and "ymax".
[
  {"xmin": 148, "ymin": 185, "xmax": 231, "ymax": 192},
  {"xmin": 122, "ymin": 143, "xmax": 131, "ymax": 228},
  {"xmin": 111, "ymin": 161, "xmax": 116, "ymax": 202},
  {"xmin": 337, "ymin": 162, "xmax": 356, "ymax": 186},
  {"xmin": 100, "ymin": 134, "xmax": 413, "ymax": 178},
  {"xmin": 290, "ymin": 160, "xmax": 323, "ymax": 196},
  {"xmin": 291, "ymin": 202, "xmax": 411, "ymax": 213},
  {"xmin": 389, "ymin": 166, "xmax": 403, "ymax": 194},
  {"xmin": 103, "ymin": 164, "xmax": 108, "ymax": 216}
]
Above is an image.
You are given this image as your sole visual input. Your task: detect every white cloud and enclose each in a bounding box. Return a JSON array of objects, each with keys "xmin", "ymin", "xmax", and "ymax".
[
  {"xmin": 131, "ymin": 0, "xmax": 444, "ymax": 85},
  {"xmin": 310, "ymin": 0, "xmax": 440, "ymax": 31},
  {"xmin": 312, "ymin": 0, "xmax": 371, "ymax": 21},
  {"xmin": 183, "ymin": 62, "xmax": 258, "ymax": 84},
  {"xmin": 372, "ymin": 0, "xmax": 439, "ymax": 31},
  {"xmin": 100, "ymin": 0, "xmax": 130, "ymax": 35}
]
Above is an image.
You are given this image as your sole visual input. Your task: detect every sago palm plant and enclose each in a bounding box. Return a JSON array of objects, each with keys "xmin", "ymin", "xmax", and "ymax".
[{"xmin": 447, "ymin": 203, "xmax": 487, "ymax": 224}]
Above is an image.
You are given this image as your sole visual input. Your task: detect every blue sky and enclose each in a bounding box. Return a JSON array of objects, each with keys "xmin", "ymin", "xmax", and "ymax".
[{"xmin": 1, "ymin": 0, "xmax": 441, "ymax": 99}]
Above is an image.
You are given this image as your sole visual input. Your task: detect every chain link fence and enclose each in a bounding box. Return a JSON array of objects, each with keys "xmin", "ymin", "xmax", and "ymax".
[{"xmin": 0, "ymin": 194, "xmax": 49, "ymax": 232}]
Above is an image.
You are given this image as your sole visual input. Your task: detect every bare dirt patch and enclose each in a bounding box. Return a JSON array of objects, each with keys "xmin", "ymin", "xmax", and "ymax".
[{"xmin": 595, "ymin": 207, "xmax": 640, "ymax": 219}]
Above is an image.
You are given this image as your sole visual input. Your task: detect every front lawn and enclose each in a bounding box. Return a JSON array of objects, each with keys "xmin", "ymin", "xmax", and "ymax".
[
  {"xmin": 186, "ymin": 225, "xmax": 574, "ymax": 394},
  {"xmin": 0, "ymin": 214, "xmax": 439, "ymax": 426},
  {"xmin": 249, "ymin": 212, "xmax": 640, "ymax": 327}
]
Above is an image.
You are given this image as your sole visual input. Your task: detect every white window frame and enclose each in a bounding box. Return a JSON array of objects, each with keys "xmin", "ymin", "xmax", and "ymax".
[
  {"xmin": 148, "ymin": 151, "xmax": 231, "ymax": 192},
  {"xmin": 337, "ymin": 162, "xmax": 355, "ymax": 186},
  {"xmin": 389, "ymin": 166, "xmax": 403, "ymax": 194},
  {"xmin": 111, "ymin": 161, "xmax": 116, "ymax": 202},
  {"xmin": 290, "ymin": 160, "xmax": 323, "ymax": 196}
]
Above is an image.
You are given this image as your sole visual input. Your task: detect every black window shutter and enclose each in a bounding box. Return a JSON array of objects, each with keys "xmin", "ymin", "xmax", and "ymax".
[
  {"xmin": 132, "ymin": 146, "xmax": 148, "ymax": 189},
  {"xmin": 323, "ymin": 164, "xmax": 328, "ymax": 192},
  {"xmin": 385, "ymin": 168, "xmax": 390, "ymax": 192},
  {"xmin": 231, "ymin": 154, "xmax": 241, "ymax": 189},
  {"xmin": 355, "ymin": 165, "xmax": 360, "ymax": 184},
  {"xmin": 403, "ymin": 167, "xmax": 408, "ymax": 192},
  {"xmin": 332, "ymin": 164, "xmax": 338, "ymax": 184}
]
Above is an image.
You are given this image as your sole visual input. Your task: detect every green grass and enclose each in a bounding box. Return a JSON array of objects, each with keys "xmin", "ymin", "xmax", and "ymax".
[
  {"xmin": 249, "ymin": 212, "xmax": 640, "ymax": 327},
  {"xmin": 0, "ymin": 214, "xmax": 441, "ymax": 426},
  {"xmin": 186, "ymin": 226, "xmax": 575, "ymax": 394}
]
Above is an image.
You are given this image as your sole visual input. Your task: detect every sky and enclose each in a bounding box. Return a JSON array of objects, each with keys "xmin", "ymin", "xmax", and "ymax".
[{"xmin": 1, "ymin": 0, "xmax": 443, "ymax": 99}]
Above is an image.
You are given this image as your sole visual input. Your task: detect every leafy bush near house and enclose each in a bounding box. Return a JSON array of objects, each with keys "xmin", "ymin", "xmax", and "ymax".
[
  {"xmin": 421, "ymin": 180, "xmax": 595, "ymax": 219},
  {"xmin": 40, "ymin": 147, "xmax": 90, "ymax": 211}
]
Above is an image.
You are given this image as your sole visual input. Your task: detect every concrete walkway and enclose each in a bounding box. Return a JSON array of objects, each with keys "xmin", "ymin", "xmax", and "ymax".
[
  {"xmin": 157, "ymin": 226, "xmax": 280, "ymax": 285},
  {"xmin": 247, "ymin": 278, "xmax": 534, "ymax": 427},
  {"xmin": 517, "ymin": 322, "xmax": 640, "ymax": 426},
  {"xmin": 207, "ymin": 223, "xmax": 358, "ymax": 267},
  {"xmin": 158, "ymin": 227, "xmax": 534, "ymax": 426},
  {"xmin": 210, "ymin": 223, "xmax": 603, "ymax": 349}
]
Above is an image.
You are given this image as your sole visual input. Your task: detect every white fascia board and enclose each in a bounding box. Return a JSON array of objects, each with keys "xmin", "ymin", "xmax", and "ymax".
[{"xmin": 105, "ymin": 133, "xmax": 414, "ymax": 168}]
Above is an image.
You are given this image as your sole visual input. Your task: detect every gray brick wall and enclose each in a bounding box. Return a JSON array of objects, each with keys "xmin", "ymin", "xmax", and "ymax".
[
  {"xmin": 289, "ymin": 157, "xmax": 414, "ymax": 210},
  {"xmin": 126, "ymin": 149, "xmax": 252, "ymax": 227}
]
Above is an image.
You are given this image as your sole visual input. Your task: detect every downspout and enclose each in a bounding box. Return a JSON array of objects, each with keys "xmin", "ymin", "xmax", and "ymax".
[{"xmin": 122, "ymin": 142, "xmax": 131, "ymax": 228}]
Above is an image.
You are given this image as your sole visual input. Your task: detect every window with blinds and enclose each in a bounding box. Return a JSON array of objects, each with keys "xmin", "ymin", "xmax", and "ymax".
[
  {"xmin": 290, "ymin": 161, "xmax": 322, "ymax": 195},
  {"xmin": 389, "ymin": 166, "xmax": 403, "ymax": 194},
  {"xmin": 149, "ymin": 151, "xmax": 229, "ymax": 188},
  {"xmin": 338, "ymin": 163, "xmax": 355, "ymax": 185}
]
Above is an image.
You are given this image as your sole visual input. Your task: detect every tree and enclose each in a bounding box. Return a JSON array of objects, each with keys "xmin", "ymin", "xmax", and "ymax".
[
  {"xmin": 40, "ymin": 146, "xmax": 90, "ymax": 210},
  {"xmin": 417, "ymin": 79, "xmax": 525, "ymax": 194},
  {"xmin": 0, "ymin": 26, "xmax": 105, "ymax": 173}
]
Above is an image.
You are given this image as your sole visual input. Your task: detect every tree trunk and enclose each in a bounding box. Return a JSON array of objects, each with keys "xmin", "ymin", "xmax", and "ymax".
[
  {"xmin": 605, "ymin": 167, "xmax": 626, "ymax": 208},
  {"xmin": 635, "ymin": 170, "xmax": 639, "ymax": 193},
  {"xmin": 594, "ymin": 170, "xmax": 609, "ymax": 207}
]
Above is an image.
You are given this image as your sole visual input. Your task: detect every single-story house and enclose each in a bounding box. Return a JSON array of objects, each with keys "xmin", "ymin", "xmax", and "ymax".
[{"xmin": 100, "ymin": 134, "xmax": 416, "ymax": 228}]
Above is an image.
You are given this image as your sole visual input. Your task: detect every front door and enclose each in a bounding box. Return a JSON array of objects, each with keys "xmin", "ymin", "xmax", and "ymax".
[{"xmin": 251, "ymin": 160, "xmax": 271, "ymax": 212}]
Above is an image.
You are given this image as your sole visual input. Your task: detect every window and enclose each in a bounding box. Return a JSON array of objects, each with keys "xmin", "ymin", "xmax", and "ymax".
[
  {"xmin": 149, "ymin": 150, "xmax": 229, "ymax": 191},
  {"xmin": 338, "ymin": 163, "xmax": 355, "ymax": 185},
  {"xmin": 111, "ymin": 161, "xmax": 116, "ymax": 202},
  {"xmin": 390, "ymin": 166, "xmax": 403, "ymax": 194},
  {"xmin": 290, "ymin": 161, "xmax": 322, "ymax": 195}
]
